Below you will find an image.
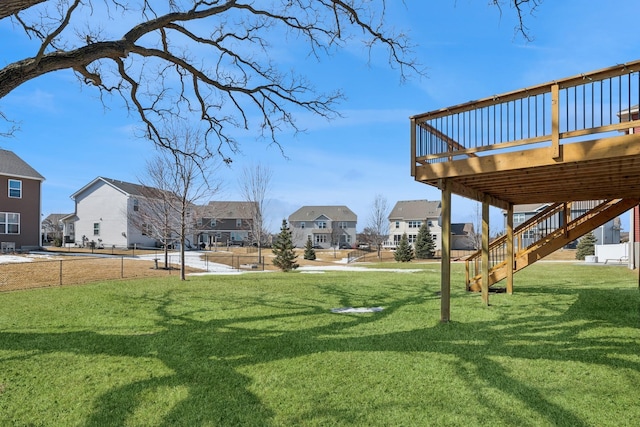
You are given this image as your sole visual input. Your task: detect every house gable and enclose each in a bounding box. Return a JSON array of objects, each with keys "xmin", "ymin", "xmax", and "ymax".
[{"xmin": 70, "ymin": 177, "xmax": 165, "ymax": 248}]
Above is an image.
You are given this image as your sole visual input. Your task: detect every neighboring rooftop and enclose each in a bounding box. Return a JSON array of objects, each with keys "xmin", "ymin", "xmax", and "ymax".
[
  {"xmin": 389, "ymin": 200, "xmax": 441, "ymax": 220},
  {"xmin": 289, "ymin": 206, "xmax": 357, "ymax": 222},
  {"xmin": 0, "ymin": 149, "xmax": 45, "ymax": 181}
]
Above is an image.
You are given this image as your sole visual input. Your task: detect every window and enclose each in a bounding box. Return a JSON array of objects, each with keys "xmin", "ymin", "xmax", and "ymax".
[
  {"xmin": 93, "ymin": 222, "xmax": 100, "ymax": 236},
  {"xmin": 315, "ymin": 234, "xmax": 327, "ymax": 243},
  {"xmin": 0, "ymin": 212, "xmax": 19, "ymax": 234},
  {"xmin": 8, "ymin": 180, "xmax": 21, "ymax": 198},
  {"xmin": 427, "ymin": 220, "xmax": 433, "ymax": 227},
  {"xmin": 211, "ymin": 219, "xmax": 217, "ymax": 227},
  {"xmin": 301, "ymin": 222, "xmax": 305, "ymax": 229},
  {"xmin": 236, "ymin": 219, "xmax": 242, "ymax": 227},
  {"xmin": 317, "ymin": 221, "xmax": 327, "ymax": 229},
  {"xmin": 408, "ymin": 234, "xmax": 417, "ymax": 243},
  {"xmin": 141, "ymin": 223, "xmax": 152, "ymax": 236},
  {"xmin": 395, "ymin": 221, "xmax": 400, "ymax": 229},
  {"xmin": 408, "ymin": 220, "xmax": 422, "ymax": 228},
  {"xmin": 514, "ymin": 213, "xmax": 525, "ymax": 223},
  {"xmin": 133, "ymin": 198, "xmax": 139, "ymax": 211},
  {"xmin": 432, "ymin": 234, "xmax": 438, "ymax": 242},
  {"xmin": 339, "ymin": 222, "xmax": 348, "ymax": 229}
]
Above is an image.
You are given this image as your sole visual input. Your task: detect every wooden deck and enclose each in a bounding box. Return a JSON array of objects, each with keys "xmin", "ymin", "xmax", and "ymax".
[
  {"xmin": 411, "ymin": 60, "xmax": 640, "ymax": 209},
  {"xmin": 410, "ymin": 59, "xmax": 640, "ymax": 321}
]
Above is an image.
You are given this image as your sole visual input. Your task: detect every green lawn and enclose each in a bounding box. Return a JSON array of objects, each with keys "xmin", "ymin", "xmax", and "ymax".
[{"xmin": 1, "ymin": 263, "xmax": 639, "ymax": 426}]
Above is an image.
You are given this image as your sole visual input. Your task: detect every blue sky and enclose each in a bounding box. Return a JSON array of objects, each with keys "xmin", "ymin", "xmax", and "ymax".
[{"xmin": 1, "ymin": 1, "xmax": 639, "ymax": 233}]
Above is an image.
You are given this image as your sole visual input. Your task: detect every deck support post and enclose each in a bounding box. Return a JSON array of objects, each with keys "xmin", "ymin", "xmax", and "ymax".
[
  {"xmin": 440, "ymin": 179, "xmax": 452, "ymax": 323},
  {"xmin": 506, "ymin": 203, "xmax": 514, "ymax": 294},
  {"xmin": 482, "ymin": 197, "xmax": 490, "ymax": 305}
]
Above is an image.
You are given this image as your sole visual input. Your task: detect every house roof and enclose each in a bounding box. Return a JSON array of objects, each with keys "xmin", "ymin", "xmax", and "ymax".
[
  {"xmin": 70, "ymin": 176, "xmax": 167, "ymax": 199},
  {"xmin": 511, "ymin": 201, "xmax": 601, "ymax": 215},
  {"xmin": 43, "ymin": 213, "xmax": 73, "ymax": 224},
  {"xmin": 451, "ymin": 222, "xmax": 474, "ymax": 236},
  {"xmin": 202, "ymin": 201, "xmax": 256, "ymax": 219},
  {"xmin": 388, "ymin": 200, "xmax": 441, "ymax": 220},
  {"xmin": 618, "ymin": 104, "xmax": 639, "ymax": 120},
  {"xmin": 289, "ymin": 205, "xmax": 357, "ymax": 222},
  {"xmin": 0, "ymin": 149, "xmax": 45, "ymax": 181},
  {"xmin": 512, "ymin": 203, "xmax": 549, "ymax": 214}
]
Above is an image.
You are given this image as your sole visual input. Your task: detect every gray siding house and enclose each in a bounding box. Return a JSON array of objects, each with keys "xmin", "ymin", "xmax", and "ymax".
[
  {"xmin": 505, "ymin": 202, "xmax": 622, "ymax": 247},
  {"xmin": 288, "ymin": 205, "xmax": 357, "ymax": 249},
  {"xmin": 193, "ymin": 201, "xmax": 255, "ymax": 247}
]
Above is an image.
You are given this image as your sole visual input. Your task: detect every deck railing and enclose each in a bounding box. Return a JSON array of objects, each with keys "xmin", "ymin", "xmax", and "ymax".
[
  {"xmin": 412, "ymin": 60, "xmax": 640, "ymax": 172},
  {"xmin": 464, "ymin": 200, "xmax": 611, "ymax": 289}
]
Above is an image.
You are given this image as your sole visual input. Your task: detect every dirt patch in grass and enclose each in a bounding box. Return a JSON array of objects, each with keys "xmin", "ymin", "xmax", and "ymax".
[{"xmin": 0, "ymin": 254, "xmax": 201, "ymax": 292}]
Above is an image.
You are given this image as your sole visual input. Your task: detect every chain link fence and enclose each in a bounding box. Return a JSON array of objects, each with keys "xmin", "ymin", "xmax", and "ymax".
[
  {"xmin": 0, "ymin": 256, "xmax": 179, "ymax": 292},
  {"xmin": 0, "ymin": 252, "xmax": 266, "ymax": 292}
]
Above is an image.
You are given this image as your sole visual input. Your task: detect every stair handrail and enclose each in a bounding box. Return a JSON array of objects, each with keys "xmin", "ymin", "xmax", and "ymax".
[
  {"xmin": 464, "ymin": 202, "xmax": 566, "ymax": 280},
  {"xmin": 465, "ymin": 199, "xmax": 626, "ymax": 289}
]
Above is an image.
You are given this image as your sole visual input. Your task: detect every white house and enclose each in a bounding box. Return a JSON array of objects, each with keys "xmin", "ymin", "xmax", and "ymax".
[
  {"xmin": 385, "ymin": 200, "xmax": 442, "ymax": 250},
  {"xmin": 288, "ymin": 205, "xmax": 357, "ymax": 249},
  {"xmin": 69, "ymin": 177, "xmax": 162, "ymax": 248}
]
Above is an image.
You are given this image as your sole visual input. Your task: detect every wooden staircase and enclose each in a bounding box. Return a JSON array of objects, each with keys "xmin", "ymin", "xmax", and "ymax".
[{"xmin": 465, "ymin": 199, "xmax": 639, "ymax": 292}]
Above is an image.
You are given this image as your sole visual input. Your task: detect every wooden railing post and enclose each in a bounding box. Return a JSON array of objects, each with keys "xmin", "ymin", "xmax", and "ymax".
[
  {"xmin": 411, "ymin": 117, "xmax": 417, "ymax": 177},
  {"xmin": 551, "ymin": 83, "xmax": 561, "ymax": 159}
]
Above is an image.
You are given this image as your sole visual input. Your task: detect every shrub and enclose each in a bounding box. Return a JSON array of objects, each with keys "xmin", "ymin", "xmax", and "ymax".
[{"xmin": 394, "ymin": 233, "xmax": 414, "ymax": 262}]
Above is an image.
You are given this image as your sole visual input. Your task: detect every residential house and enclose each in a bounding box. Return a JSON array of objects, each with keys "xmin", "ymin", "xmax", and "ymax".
[
  {"xmin": 0, "ymin": 149, "xmax": 45, "ymax": 251},
  {"xmin": 41, "ymin": 213, "xmax": 74, "ymax": 244},
  {"xmin": 385, "ymin": 199, "xmax": 474, "ymax": 252},
  {"xmin": 288, "ymin": 206, "xmax": 357, "ymax": 249},
  {"xmin": 505, "ymin": 202, "xmax": 622, "ymax": 248},
  {"xmin": 451, "ymin": 223, "xmax": 476, "ymax": 250},
  {"xmin": 386, "ymin": 200, "xmax": 442, "ymax": 250},
  {"xmin": 193, "ymin": 201, "xmax": 255, "ymax": 247},
  {"xmin": 69, "ymin": 177, "xmax": 168, "ymax": 248}
]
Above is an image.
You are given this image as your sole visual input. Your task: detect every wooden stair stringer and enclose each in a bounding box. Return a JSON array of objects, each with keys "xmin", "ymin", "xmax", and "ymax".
[{"xmin": 468, "ymin": 198, "xmax": 639, "ymax": 291}]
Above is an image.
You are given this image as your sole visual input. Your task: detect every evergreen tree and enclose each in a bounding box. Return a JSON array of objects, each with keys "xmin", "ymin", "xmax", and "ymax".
[
  {"xmin": 394, "ymin": 233, "xmax": 414, "ymax": 262},
  {"xmin": 303, "ymin": 236, "xmax": 316, "ymax": 260},
  {"xmin": 415, "ymin": 221, "xmax": 436, "ymax": 259},
  {"xmin": 576, "ymin": 231, "xmax": 596, "ymax": 260},
  {"xmin": 272, "ymin": 219, "xmax": 299, "ymax": 271}
]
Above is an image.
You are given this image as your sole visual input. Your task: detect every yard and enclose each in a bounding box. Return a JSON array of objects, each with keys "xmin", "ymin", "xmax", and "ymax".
[{"xmin": 0, "ymin": 262, "xmax": 638, "ymax": 426}]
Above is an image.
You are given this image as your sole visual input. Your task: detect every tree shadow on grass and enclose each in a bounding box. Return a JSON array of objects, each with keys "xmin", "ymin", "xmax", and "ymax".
[{"xmin": 0, "ymin": 277, "xmax": 639, "ymax": 426}]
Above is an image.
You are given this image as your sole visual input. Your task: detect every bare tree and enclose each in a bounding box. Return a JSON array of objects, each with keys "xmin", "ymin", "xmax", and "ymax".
[
  {"xmin": 0, "ymin": 0, "xmax": 425, "ymax": 159},
  {"xmin": 139, "ymin": 124, "xmax": 222, "ymax": 280},
  {"xmin": 490, "ymin": 0, "xmax": 541, "ymax": 40},
  {"xmin": 238, "ymin": 163, "xmax": 272, "ymax": 261},
  {"xmin": 469, "ymin": 201, "xmax": 483, "ymax": 251},
  {"xmin": 367, "ymin": 194, "xmax": 390, "ymax": 258},
  {"xmin": 131, "ymin": 163, "xmax": 182, "ymax": 270}
]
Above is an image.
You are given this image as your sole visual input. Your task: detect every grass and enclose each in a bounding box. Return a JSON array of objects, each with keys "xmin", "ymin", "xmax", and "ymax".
[{"xmin": 0, "ymin": 262, "xmax": 639, "ymax": 426}]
